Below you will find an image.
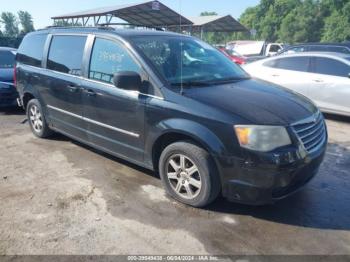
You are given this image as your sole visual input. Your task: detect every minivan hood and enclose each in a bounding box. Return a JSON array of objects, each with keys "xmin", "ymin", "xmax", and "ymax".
[
  {"xmin": 0, "ymin": 68, "xmax": 14, "ymax": 83},
  {"xmin": 183, "ymin": 79, "xmax": 318, "ymax": 125}
]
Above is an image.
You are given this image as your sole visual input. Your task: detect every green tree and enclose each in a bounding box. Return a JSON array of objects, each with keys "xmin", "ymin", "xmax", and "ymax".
[
  {"xmin": 278, "ymin": 0, "xmax": 323, "ymax": 43},
  {"xmin": 239, "ymin": 6, "xmax": 260, "ymax": 39},
  {"xmin": 236, "ymin": 0, "xmax": 348, "ymax": 44},
  {"xmin": 321, "ymin": 2, "xmax": 350, "ymax": 42},
  {"xmin": 320, "ymin": 0, "xmax": 348, "ymax": 16},
  {"xmin": 236, "ymin": 0, "xmax": 295, "ymax": 41},
  {"xmin": 18, "ymin": 11, "xmax": 34, "ymax": 34},
  {"xmin": 199, "ymin": 11, "xmax": 222, "ymax": 44},
  {"xmin": 0, "ymin": 12, "xmax": 19, "ymax": 37}
]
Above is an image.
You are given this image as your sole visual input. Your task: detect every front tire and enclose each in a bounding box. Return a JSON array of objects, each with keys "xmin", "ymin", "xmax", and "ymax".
[
  {"xmin": 159, "ymin": 141, "xmax": 221, "ymax": 207},
  {"xmin": 27, "ymin": 99, "xmax": 53, "ymax": 138}
]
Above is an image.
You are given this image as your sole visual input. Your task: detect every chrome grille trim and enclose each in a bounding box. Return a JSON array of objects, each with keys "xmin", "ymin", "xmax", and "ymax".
[
  {"xmin": 299, "ymin": 121, "xmax": 324, "ymax": 140},
  {"xmin": 291, "ymin": 112, "xmax": 326, "ymax": 153}
]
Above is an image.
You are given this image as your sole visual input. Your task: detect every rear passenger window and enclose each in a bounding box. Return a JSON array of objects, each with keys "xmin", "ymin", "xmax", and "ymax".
[
  {"xmin": 47, "ymin": 35, "xmax": 87, "ymax": 76},
  {"xmin": 264, "ymin": 57, "xmax": 310, "ymax": 72},
  {"xmin": 89, "ymin": 38, "xmax": 140, "ymax": 84},
  {"xmin": 312, "ymin": 57, "xmax": 350, "ymax": 77},
  {"xmin": 17, "ymin": 34, "xmax": 47, "ymax": 67}
]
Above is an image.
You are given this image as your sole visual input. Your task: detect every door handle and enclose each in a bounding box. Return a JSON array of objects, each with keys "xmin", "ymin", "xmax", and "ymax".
[
  {"xmin": 84, "ymin": 89, "xmax": 96, "ymax": 97},
  {"xmin": 67, "ymin": 84, "xmax": 80, "ymax": 92},
  {"xmin": 271, "ymin": 74, "xmax": 280, "ymax": 77},
  {"xmin": 313, "ymin": 79, "xmax": 324, "ymax": 83}
]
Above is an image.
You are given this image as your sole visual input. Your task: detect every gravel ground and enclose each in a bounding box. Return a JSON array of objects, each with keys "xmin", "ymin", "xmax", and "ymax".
[{"xmin": 0, "ymin": 108, "xmax": 349, "ymax": 256}]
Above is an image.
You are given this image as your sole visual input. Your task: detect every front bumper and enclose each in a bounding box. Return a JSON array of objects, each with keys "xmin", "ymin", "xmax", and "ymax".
[
  {"xmin": 0, "ymin": 82, "xmax": 19, "ymax": 108},
  {"xmin": 219, "ymin": 140, "xmax": 327, "ymax": 205}
]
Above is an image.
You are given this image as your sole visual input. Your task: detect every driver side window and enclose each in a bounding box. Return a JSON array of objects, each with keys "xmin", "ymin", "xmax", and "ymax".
[{"xmin": 89, "ymin": 38, "xmax": 141, "ymax": 84}]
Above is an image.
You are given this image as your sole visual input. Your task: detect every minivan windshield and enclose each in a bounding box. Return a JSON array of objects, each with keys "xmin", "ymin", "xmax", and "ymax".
[
  {"xmin": 0, "ymin": 51, "xmax": 16, "ymax": 68},
  {"xmin": 131, "ymin": 36, "xmax": 249, "ymax": 87}
]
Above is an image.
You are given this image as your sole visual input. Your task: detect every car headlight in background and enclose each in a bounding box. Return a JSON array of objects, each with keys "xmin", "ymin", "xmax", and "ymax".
[{"xmin": 234, "ymin": 125, "xmax": 291, "ymax": 152}]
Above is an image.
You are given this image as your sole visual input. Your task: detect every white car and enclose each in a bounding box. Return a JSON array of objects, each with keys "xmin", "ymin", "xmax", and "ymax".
[{"xmin": 243, "ymin": 52, "xmax": 350, "ymax": 116}]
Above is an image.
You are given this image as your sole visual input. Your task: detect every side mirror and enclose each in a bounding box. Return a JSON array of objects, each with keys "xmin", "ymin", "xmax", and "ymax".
[
  {"xmin": 113, "ymin": 71, "xmax": 142, "ymax": 91},
  {"xmin": 348, "ymin": 73, "xmax": 350, "ymax": 79}
]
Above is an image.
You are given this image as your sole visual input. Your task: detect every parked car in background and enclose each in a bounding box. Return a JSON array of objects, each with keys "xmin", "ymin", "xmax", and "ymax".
[
  {"xmin": 0, "ymin": 47, "xmax": 18, "ymax": 108},
  {"xmin": 219, "ymin": 48, "xmax": 247, "ymax": 65},
  {"xmin": 16, "ymin": 28, "xmax": 327, "ymax": 207},
  {"xmin": 278, "ymin": 42, "xmax": 350, "ymax": 55},
  {"xmin": 227, "ymin": 41, "xmax": 284, "ymax": 57},
  {"xmin": 243, "ymin": 52, "xmax": 350, "ymax": 116}
]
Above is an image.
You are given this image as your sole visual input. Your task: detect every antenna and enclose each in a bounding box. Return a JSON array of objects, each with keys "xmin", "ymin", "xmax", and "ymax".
[{"xmin": 179, "ymin": 0, "xmax": 184, "ymax": 95}]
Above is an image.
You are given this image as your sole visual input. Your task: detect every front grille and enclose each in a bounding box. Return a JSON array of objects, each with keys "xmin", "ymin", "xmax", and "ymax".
[{"xmin": 291, "ymin": 112, "xmax": 326, "ymax": 153}]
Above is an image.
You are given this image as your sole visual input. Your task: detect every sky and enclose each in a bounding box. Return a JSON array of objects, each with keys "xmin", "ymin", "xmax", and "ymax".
[{"xmin": 1, "ymin": 0, "xmax": 260, "ymax": 29}]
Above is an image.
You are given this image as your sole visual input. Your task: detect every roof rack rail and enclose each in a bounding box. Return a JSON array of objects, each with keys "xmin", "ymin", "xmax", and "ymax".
[
  {"xmin": 96, "ymin": 23, "xmax": 165, "ymax": 31},
  {"xmin": 40, "ymin": 24, "xmax": 165, "ymax": 32},
  {"xmin": 42, "ymin": 25, "xmax": 97, "ymax": 30}
]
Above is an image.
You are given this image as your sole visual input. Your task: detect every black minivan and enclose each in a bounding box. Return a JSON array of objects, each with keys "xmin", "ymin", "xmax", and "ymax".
[{"xmin": 16, "ymin": 27, "xmax": 327, "ymax": 207}]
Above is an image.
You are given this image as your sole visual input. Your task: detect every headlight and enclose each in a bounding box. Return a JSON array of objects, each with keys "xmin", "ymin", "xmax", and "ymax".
[{"xmin": 234, "ymin": 125, "xmax": 291, "ymax": 152}]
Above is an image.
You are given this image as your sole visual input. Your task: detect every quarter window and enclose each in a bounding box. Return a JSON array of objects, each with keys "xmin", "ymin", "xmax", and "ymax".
[
  {"xmin": 47, "ymin": 35, "xmax": 87, "ymax": 76},
  {"xmin": 312, "ymin": 57, "xmax": 350, "ymax": 77},
  {"xmin": 17, "ymin": 34, "xmax": 47, "ymax": 67},
  {"xmin": 89, "ymin": 38, "xmax": 141, "ymax": 84}
]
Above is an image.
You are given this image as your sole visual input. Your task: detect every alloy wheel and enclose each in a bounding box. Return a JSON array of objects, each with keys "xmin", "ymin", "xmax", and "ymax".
[
  {"xmin": 29, "ymin": 105, "xmax": 43, "ymax": 133},
  {"xmin": 166, "ymin": 154, "xmax": 202, "ymax": 200}
]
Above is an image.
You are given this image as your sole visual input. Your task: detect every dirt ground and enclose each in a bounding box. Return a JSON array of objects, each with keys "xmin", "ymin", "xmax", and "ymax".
[{"xmin": 0, "ymin": 108, "xmax": 349, "ymax": 256}]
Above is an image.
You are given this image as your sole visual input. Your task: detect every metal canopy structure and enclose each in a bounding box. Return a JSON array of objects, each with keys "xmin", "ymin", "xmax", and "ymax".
[
  {"xmin": 51, "ymin": 1, "xmax": 249, "ymax": 38},
  {"xmin": 51, "ymin": 1, "xmax": 193, "ymax": 27},
  {"xmin": 187, "ymin": 15, "xmax": 248, "ymax": 33}
]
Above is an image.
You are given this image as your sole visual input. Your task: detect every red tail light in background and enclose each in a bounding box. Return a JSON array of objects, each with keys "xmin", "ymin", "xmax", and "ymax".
[{"xmin": 235, "ymin": 58, "xmax": 246, "ymax": 65}]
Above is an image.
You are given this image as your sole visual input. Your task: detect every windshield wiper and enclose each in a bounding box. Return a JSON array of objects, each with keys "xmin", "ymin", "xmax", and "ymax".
[
  {"xmin": 206, "ymin": 77, "xmax": 249, "ymax": 85},
  {"xmin": 170, "ymin": 77, "xmax": 250, "ymax": 88},
  {"xmin": 170, "ymin": 80, "xmax": 211, "ymax": 87}
]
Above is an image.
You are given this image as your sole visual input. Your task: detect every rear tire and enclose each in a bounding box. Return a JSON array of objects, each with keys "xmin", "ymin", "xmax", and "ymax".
[
  {"xmin": 159, "ymin": 141, "xmax": 221, "ymax": 207},
  {"xmin": 27, "ymin": 99, "xmax": 53, "ymax": 138}
]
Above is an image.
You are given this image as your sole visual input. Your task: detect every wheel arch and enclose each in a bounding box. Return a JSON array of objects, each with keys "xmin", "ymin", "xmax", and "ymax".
[
  {"xmin": 148, "ymin": 119, "xmax": 226, "ymax": 173},
  {"xmin": 22, "ymin": 92, "xmax": 36, "ymax": 110},
  {"xmin": 20, "ymin": 83, "xmax": 41, "ymax": 111}
]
